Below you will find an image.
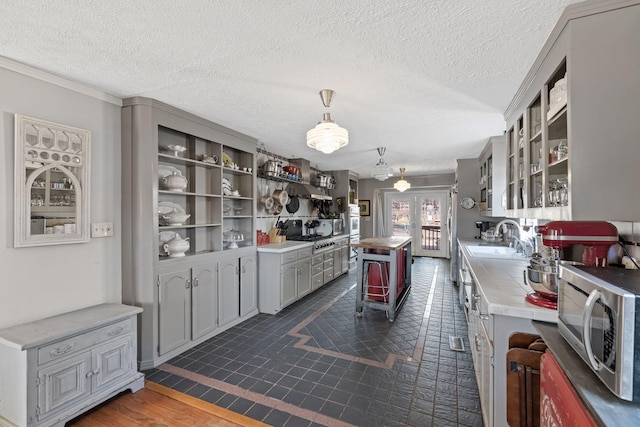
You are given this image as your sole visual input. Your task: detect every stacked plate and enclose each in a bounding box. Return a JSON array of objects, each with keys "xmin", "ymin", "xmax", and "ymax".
[{"xmin": 222, "ymin": 178, "xmax": 233, "ymax": 195}]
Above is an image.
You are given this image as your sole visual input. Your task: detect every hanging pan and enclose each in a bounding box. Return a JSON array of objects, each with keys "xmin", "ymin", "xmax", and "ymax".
[{"xmin": 286, "ymin": 196, "xmax": 300, "ymax": 214}]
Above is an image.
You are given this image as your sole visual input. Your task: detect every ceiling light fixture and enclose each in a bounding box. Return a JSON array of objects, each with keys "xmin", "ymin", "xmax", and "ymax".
[
  {"xmin": 394, "ymin": 168, "xmax": 411, "ymax": 192},
  {"xmin": 370, "ymin": 147, "xmax": 393, "ymax": 181},
  {"xmin": 306, "ymin": 89, "xmax": 349, "ymax": 154}
]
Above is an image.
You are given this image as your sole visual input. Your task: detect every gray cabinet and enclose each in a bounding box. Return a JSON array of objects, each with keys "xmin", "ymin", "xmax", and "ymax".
[
  {"xmin": 297, "ymin": 255, "xmax": 312, "ymax": 299},
  {"xmin": 258, "ymin": 246, "xmax": 313, "ymax": 314},
  {"xmin": 478, "ymin": 136, "xmax": 506, "ymax": 217},
  {"xmin": 504, "ymin": 1, "xmax": 640, "ymax": 221},
  {"xmin": 311, "ymin": 253, "xmax": 324, "ymax": 291},
  {"xmin": 157, "ymin": 263, "xmax": 218, "ymax": 356},
  {"xmin": 0, "ymin": 304, "xmax": 143, "ymax": 427},
  {"xmin": 121, "ymin": 97, "xmax": 258, "ymax": 369},
  {"xmin": 240, "ymin": 254, "xmax": 257, "ymax": 316},
  {"xmin": 219, "ymin": 253, "xmax": 257, "ymax": 326},
  {"xmin": 332, "ymin": 237, "xmax": 349, "ymax": 277}
]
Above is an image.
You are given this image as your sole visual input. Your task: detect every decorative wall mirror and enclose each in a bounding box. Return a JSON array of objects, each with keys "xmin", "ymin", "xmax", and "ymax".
[{"xmin": 14, "ymin": 114, "xmax": 91, "ymax": 247}]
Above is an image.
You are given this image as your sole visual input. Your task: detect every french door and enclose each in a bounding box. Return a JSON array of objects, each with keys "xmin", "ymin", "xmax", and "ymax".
[{"xmin": 385, "ymin": 190, "xmax": 449, "ymax": 258}]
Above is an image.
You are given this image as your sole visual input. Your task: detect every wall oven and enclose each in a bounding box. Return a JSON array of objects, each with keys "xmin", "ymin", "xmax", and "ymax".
[{"xmin": 558, "ymin": 264, "xmax": 640, "ymax": 401}]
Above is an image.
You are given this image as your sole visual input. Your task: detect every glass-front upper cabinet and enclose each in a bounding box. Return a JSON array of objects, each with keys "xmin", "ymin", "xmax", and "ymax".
[
  {"xmin": 14, "ymin": 115, "xmax": 90, "ymax": 247},
  {"xmin": 504, "ymin": 59, "xmax": 568, "ymax": 218}
]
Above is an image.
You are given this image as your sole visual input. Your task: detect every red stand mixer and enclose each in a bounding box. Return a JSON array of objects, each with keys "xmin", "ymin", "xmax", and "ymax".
[{"xmin": 524, "ymin": 221, "xmax": 619, "ymax": 309}]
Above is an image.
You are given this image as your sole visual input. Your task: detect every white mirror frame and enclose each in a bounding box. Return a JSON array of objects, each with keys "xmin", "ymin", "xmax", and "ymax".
[{"xmin": 14, "ymin": 114, "xmax": 91, "ymax": 247}]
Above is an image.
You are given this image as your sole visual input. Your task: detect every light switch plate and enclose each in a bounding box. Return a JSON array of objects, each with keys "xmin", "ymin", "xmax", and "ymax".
[{"xmin": 92, "ymin": 222, "xmax": 114, "ymax": 238}]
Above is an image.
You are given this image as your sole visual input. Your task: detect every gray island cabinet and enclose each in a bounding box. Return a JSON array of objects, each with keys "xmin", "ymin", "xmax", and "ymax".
[
  {"xmin": 121, "ymin": 97, "xmax": 258, "ymax": 369},
  {"xmin": 0, "ymin": 304, "xmax": 143, "ymax": 427}
]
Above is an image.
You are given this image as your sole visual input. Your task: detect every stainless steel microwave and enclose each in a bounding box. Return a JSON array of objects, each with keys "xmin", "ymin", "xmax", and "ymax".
[{"xmin": 558, "ymin": 264, "xmax": 640, "ymax": 401}]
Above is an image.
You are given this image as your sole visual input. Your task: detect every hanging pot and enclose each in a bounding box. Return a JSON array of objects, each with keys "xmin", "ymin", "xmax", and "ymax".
[
  {"xmin": 286, "ymin": 196, "xmax": 300, "ymax": 214},
  {"xmin": 272, "ymin": 188, "xmax": 289, "ymax": 206},
  {"xmin": 272, "ymin": 204, "xmax": 283, "ymax": 215}
]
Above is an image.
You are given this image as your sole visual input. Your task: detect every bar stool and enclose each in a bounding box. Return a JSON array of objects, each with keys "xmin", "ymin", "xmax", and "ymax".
[{"xmin": 364, "ymin": 260, "xmax": 389, "ymax": 303}]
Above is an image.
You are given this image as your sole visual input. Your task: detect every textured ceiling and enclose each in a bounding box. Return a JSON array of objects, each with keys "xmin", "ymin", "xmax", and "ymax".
[{"xmin": 0, "ymin": 0, "xmax": 582, "ymax": 177}]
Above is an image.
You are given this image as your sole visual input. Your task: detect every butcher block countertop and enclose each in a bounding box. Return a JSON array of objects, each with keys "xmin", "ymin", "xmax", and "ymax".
[{"xmin": 350, "ymin": 236, "xmax": 411, "ymax": 250}]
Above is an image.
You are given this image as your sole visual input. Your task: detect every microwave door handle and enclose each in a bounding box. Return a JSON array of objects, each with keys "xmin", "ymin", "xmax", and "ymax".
[{"xmin": 582, "ymin": 289, "xmax": 603, "ymax": 371}]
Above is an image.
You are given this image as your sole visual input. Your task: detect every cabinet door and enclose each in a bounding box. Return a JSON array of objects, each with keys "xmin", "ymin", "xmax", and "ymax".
[
  {"xmin": 479, "ymin": 322, "xmax": 493, "ymax": 427},
  {"xmin": 240, "ymin": 254, "xmax": 257, "ymax": 316},
  {"xmin": 341, "ymin": 246, "xmax": 349, "ymax": 274},
  {"xmin": 297, "ymin": 258, "xmax": 312, "ymax": 298},
  {"xmin": 333, "ymin": 249, "xmax": 341, "ymax": 277},
  {"xmin": 92, "ymin": 336, "xmax": 134, "ymax": 393},
  {"xmin": 158, "ymin": 269, "xmax": 192, "ymax": 355},
  {"xmin": 37, "ymin": 351, "xmax": 92, "ymax": 421},
  {"xmin": 281, "ymin": 262, "xmax": 298, "ymax": 307},
  {"xmin": 218, "ymin": 259, "xmax": 240, "ymax": 327},
  {"xmin": 192, "ymin": 264, "xmax": 218, "ymax": 340}
]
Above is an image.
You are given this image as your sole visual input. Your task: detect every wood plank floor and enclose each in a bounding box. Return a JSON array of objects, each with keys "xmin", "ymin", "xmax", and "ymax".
[{"xmin": 66, "ymin": 382, "xmax": 269, "ymax": 427}]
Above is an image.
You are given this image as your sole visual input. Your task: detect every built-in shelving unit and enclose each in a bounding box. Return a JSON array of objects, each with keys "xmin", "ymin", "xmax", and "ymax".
[{"xmin": 121, "ymin": 97, "xmax": 258, "ymax": 369}]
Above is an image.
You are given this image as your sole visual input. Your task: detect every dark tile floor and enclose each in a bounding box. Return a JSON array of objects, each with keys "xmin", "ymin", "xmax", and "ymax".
[{"xmin": 145, "ymin": 257, "xmax": 483, "ymax": 426}]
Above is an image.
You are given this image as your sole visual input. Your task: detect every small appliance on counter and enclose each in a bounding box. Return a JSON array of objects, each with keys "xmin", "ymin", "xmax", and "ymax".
[
  {"xmin": 475, "ymin": 221, "xmax": 496, "ymax": 240},
  {"xmin": 558, "ymin": 265, "xmax": 640, "ymax": 402},
  {"xmin": 524, "ymin": 221, "xmax": 619, "ymax": 310}
]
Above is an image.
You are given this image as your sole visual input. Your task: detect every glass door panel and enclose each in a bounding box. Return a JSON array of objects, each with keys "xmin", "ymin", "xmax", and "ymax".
[{"xmin": 386, "ymin": 190, "xmax": 449, "ymax": 258}]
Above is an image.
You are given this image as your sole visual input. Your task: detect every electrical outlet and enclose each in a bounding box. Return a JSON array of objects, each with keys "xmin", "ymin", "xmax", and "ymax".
[{"xmin": 92, "ymin": 222, "xmax": 114, "ymax": 238}]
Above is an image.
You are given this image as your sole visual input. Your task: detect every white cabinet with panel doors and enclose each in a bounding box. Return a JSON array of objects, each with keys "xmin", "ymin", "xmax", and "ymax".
[
  {"xmin": 121, "ymin": 97, "xmax": 258, "ymax": 369},
  {"xmin": 503, "ymin": 1, "xmax": 640, "ymax": 221}
]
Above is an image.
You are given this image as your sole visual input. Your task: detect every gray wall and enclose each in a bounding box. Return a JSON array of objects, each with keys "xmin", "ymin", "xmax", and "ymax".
[{"xmin": 0, "ymin": 63, "xmax": 122, "ymax": 328}]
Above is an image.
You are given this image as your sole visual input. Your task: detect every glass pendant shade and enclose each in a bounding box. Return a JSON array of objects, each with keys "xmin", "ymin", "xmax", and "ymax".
[
  {"xmin": 307, "ymin": 90, "xmax": 348, "ymax": 154},
  {"xmin": 307, "ymin": 113, "xmax": 349, "ymax": 154},
  {"xmin": 394, "ymin": 168, "xmax": 411, "ymax": 192},
  {"xmin": 370, "ymin": 147, "xmax": 393, "ymax": 181}
]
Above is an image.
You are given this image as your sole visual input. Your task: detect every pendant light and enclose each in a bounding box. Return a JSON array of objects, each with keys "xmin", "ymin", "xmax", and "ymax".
[
  {"xmin": 370, "ymin": 147, "xmax": 393, "ymax": 181},
  {"xmin": 307, "ymin": 89, "xmax": 349, "ymax": 154},
  {"xmin": 394, "ymin": 168, "xmax": 411, "ymax": 192}
]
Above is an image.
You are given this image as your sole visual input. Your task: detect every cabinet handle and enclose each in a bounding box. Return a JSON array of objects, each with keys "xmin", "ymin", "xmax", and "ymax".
[
  {"xmin": 85, "ymin": 368, "xmax": 100, "ymax": 378},
  {"xmin": 235, "ymin": 267, "xmax": 240, "ymax": 275},
  {"xmin": 193, "ymin": 278, "xmax": 199, "ymax": 287},
  {"xmin": 186, "ymin": 279, "xmax": 191, "ymax": 289},
  {"xmin": 479, "ymin": 313, "xmax": 489, "ymax": 320},
  {"xmin": 50, "ymin": 343, "xmax": 73, "ymax": 356},
  {"xmin": 242, "ymin": 265, "xmax": 246, "ymax": 273},
  {"xmin": 475, "ymin": 334, "xmax": 481, "ymax": 351},
  {"xmin": 107, "ymin": 326, "xmax": 124, "ymax": 336}
]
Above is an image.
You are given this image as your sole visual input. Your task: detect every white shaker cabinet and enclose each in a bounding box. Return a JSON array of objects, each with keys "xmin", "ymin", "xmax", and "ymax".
[{"xmin": 0, "ymin": 304, "xmax": 143, "ymax": 427}]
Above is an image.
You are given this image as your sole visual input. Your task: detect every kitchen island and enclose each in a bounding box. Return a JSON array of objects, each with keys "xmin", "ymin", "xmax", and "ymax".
[{"xmin": 351, "ymin": 236, "xmax": 412, "ymax": 322}]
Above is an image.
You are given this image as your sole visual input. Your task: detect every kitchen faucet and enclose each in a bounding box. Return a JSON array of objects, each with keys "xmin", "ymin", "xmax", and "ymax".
[{"xmin": 493, "ymin": 219, "xmax": 531, "ymax": 255}]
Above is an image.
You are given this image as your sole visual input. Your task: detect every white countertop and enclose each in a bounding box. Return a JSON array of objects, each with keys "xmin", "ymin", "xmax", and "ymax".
[
  {"xmin": 459, "ymin": 238, "xmax": 558, "ymax": 323},
  {"xmin": 257, "ymin": 240, "xmax": 313, "ymax": 253}
]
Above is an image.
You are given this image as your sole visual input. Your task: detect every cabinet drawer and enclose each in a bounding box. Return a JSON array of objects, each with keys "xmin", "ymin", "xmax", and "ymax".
[
  {"xmin": 298, "ymin": 248, "xmax": 312, "ymax": 259},
  {"xmin": 312, "ymin": 264, "xmax": 323, "ymax": 275},
  {"xmin": 324, "ymin": 259, "xmax": 334, "ymax": 268},
  {"xmin": 312, "ymin": 274, "xmax": 323, "ymax": 288},
  {"xmin": 324, "ymin": 252, "xmax": 333, "ymax": 261},
  {"xmin": 324, "ymin": 269, "xmax": 334, "ymax": 282},
  {"xmin": 38, "ymin": 318, "xmax": 132, "ymax": 366},
  {"xmin": 281, "ymin": 252, "xmax": 298, "ymax": 264},
  {"xmin": 312, "ymin": 254, "xmax": 324, "ymax": 265}
]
